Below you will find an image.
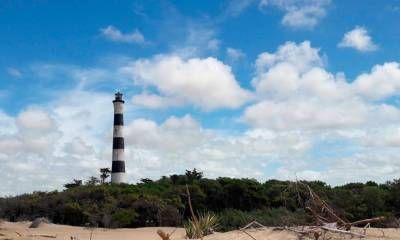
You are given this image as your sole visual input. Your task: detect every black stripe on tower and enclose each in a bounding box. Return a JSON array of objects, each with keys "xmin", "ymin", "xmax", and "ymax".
[
  {"xmin": 112, "ymin": 160, "xmax": 125, "ymax": 172},
  {"xmin": 113, "ymin": 137, "xmax": 124, "ymax": 149},
  {"xmin": 114, "ymin": 113, "xmax": 124, "ymax": 125}
]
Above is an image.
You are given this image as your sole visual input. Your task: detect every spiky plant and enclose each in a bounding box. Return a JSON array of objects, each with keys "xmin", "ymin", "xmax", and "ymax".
[{"xmin": 184, "ymin": 212, "xmax": 218, "ymax": 239}]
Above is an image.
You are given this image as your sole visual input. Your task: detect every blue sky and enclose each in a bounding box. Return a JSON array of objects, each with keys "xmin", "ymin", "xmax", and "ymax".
[{"xmin": 1, "ymin": 0, "xmax": 400, "ymax": 195}]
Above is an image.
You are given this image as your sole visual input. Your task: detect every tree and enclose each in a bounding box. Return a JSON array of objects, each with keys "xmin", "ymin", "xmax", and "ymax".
[
  {"xmin": 185, "ymin": 168, "xmax": 203, "ymax": 183},
  {"xmin": 140, "ymin": 178, "xmax": 153, "ymax": 184},
  {"xmin": 86, "ymin": 176, "xmax": 100, "ymax": 186},
  {"xmin": 99, "ymin": 168, "xmax": 111, "ymax": 184},
  {"xmin": 64, "ymin": 179, "xmax": 83, "ymax": 189}
]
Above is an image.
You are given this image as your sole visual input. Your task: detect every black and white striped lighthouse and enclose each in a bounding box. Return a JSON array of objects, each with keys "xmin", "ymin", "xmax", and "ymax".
[{"xmin": 111, "ymin": 92, "xmax": 126, "ymax": 184}]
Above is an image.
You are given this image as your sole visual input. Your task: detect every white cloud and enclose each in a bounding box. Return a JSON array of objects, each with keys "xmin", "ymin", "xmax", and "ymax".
[
  {"xmin": 123, "ymin": 115, "xmax": 311, "ymax": 180},
  {"xmin": 16, "ymin": 108, "xmax": 54, "ymax": 131},
  {"xmin": 0, "ymin": 98, "xmax": 312, "ymax": 195},
  {"xmin": 244, "ymin": 98, "xmax": 368, "ymax": 130},
  {"xmin": 252, "ymin": 41, "xmax": 348, "ymax": 98},
  {"xmin": 132, "ymin": 92, "xmax": 183, "ymax": 109},
  {"xmin": 226, "ymin": 47, "xmax": 245, "ymax": 61},
  {"xmin": 259, "ymin": 0, "xmax": 330, "ymax": 29},
  {"xmin": 255, "ymin": 41, "xmax": 323, "ymax": 74},
  {"xmin": 353, "ymin": 62, "xmax": 400, "ymax": 100},
  {"xmin": 338, "ymin": 26, "xmax": 378, "ymax": 52},
  {"xmin": 3, "ymin": 38, "xmax": 400, "ymax": 195},
  {"xmin": 0, "ymin": 90, "xmax": 112, "ymax": 195},
  {"xmin": 122, "ymin": 55, "xmax": 253, "ymax": 110},
  {"xmin": 100, "ymin": 25, "xmax": 145, "ymax": 44},
  {"xmin": 244, "ymin": 41, "xmax": 400, "ymax": 131}
]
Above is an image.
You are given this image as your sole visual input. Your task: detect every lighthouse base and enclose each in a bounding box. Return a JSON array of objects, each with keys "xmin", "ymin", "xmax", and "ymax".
[{"xmin": 111, "ymin": 172, "xmax": 125, "ymax": 184}]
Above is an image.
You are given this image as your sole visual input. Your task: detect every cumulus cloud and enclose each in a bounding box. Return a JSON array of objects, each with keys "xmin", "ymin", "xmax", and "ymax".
[
  {"xmin": 3, "ymin": 39, "xmax": 400, "ymax": 195},
  {"xmin": 0, "ymin": 99, "xmax": 313, "ymax": 195},
  {"xmin": 244, "ymin": 41, "xmax": 400, "ymax": 131},
  {"xmin": 132, "ymin": 92, "xmax": 183, "ymax": 109},
  {"xmin": 16, "ymin": 108, "xmax": 54, "ymax": 131},
  {"xmin": 0, "ymin": 91, "xmax": 112, "ymax": 195},
  {"xmin": 353, "ymin": 62, "xmax": 400, "ymax": 100},
  {"xmin": 259, "ymin": 0, "xmax": 331, "ymax": 29},
  {"xmin": 122, "ymin": 55, "xmax": 252, "ymax": 110},
  {"xmin": 123, "ymin": 115, "xmax": 311, "ymax": 180},
  {"xmin": 338, "ymin": 26, "xmax": 378, "ymax": 52},
  {"xmin": 244, "ymin": 99, "xmax": 368, "ymax": 130},
  {"xmin": 100, "ymin": 25, "xmax": 146, "ymax": 44}
]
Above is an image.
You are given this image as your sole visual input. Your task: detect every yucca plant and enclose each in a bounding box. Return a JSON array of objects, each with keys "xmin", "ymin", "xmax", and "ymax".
[
  {"xmin": 184, "ymin": 185, "xmax": 218, "ymax": 239},
  {"xmin": 184, "ymin": 212, "xmax": 218, "ymax": 239}
]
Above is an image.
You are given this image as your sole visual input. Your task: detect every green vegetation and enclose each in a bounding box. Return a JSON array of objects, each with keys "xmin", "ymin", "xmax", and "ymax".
[
  {"xmin": 0, "ymin": 169, "xmax": 399, "ymax": 230},
  {"xmin": 184, "ymin": 212, "xmax": 218, "ymax": 238}
]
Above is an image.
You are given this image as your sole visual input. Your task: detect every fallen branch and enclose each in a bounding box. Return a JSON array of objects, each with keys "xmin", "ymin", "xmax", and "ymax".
[
  {"xmin": 240, "ymin": 220, "xmax": 266, "ymax": 230},
  {"xmin": 321, "ymin": 226, "xmax": 365, "ymax": 238},
  {"xmin": 350, "ymin": 216, "xmax": 385, "ymax": 226},
  {"xmin": 28, "ymin": 234, "xmax": 57, "ymax": 238}
]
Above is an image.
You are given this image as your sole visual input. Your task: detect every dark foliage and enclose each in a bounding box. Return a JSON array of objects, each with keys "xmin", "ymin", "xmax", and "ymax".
[{"xmin": 0, "ymin": 169, "xmax": 399, "ymax": 230}]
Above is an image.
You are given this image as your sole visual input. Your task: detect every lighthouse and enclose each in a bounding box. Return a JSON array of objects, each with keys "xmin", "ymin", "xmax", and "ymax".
[{"xmin": 111, "ymin": 92, "xmax": 126, "ymax": 184}]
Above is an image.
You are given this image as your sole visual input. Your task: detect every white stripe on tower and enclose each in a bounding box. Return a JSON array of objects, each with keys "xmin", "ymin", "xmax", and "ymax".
[{"xmin": 111, "ymin": 92, "xmax": 126, "ymax": 184}]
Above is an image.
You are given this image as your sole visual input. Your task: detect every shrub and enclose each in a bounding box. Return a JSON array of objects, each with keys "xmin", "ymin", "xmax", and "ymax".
[
  {"xmin": 159, "ymin": 205, "xmax": 182, "ymax": 226},
  {"xmin": 63, "ymin": 203, "xmax": 88, "ymax": 226},
  {"xmin": 111, "ymin": 209, "xmax": 138, "ymax": 227},
  {"xmin": 217, "ymin": 208, "xmax": 309, "ymax": 231}
]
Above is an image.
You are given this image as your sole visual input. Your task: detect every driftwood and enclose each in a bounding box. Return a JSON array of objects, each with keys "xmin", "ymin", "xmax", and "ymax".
[
  {"xmin": 240, "ymin": 221, "xmax": 267, "ymax": 240},
  {"xmin": 274, "ymin": 225, "xmax": 365, "ymax": 240},
  {"xmin": 295, "ymin": 182, "xmax": 386, "ymax": 231},
  {"xmin": 301, "ymin": 183, "xmax": 348, "ymax": 228},
  {"xmin": 321, "ymin": 226, "xmax": 365, "ymax": 238},
  {"xmin": 281, "ymin": 182, "xmax": 387, "ymax": 239},
  {"xmin": 276, "ymin": 226, "xmax": 322, "ymax": 240},
  {"xmin": 28, "ymin": 234, "xmax": 57, "ymax": 238},
  {"xmin": 240, "ymin": 220, "xmax": 266, "ymax": 230},
  {"xmin": 350, "ymin": 216, "xmax": 386, "ymax": 227}
]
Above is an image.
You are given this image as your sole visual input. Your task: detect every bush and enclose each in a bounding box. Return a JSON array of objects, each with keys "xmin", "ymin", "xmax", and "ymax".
[
  {"xmin": 63, "ymin": 203, "xmax": 88, "ymax": 226},
  {"xmin": 111, "ymin": 209, "xmax": 138, "ymax": 228},
  {"xmin": 217, "ymin": 209, "xmax": 251, "ymax": 231},
  {"xmin": 217, "ymin": 208, "xmax": 310, "ymax": 231},
  {"xmin": 159, "ymin": 205, "xmax": 182, "ymax": 226},
  {"xmin": 1, "ymin": 172, "xmax": 400, "ymax": 231}
]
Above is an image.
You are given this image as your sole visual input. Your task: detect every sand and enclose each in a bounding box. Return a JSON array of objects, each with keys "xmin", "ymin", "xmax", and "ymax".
[{"xmin": 0, "ymin": 221, "xmax": 399, "ymax": 240}]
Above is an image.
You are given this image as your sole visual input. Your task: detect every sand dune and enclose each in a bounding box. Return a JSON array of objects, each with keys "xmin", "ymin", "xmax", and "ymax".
[{"xmin": 1, "ymin": 221, "xmax": 399, "ymax": 240}]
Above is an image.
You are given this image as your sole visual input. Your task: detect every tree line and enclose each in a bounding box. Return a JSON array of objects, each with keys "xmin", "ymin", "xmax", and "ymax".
[{"xmin": 0, "ymin": 169, "xmax": 399, "ymax": 230}]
